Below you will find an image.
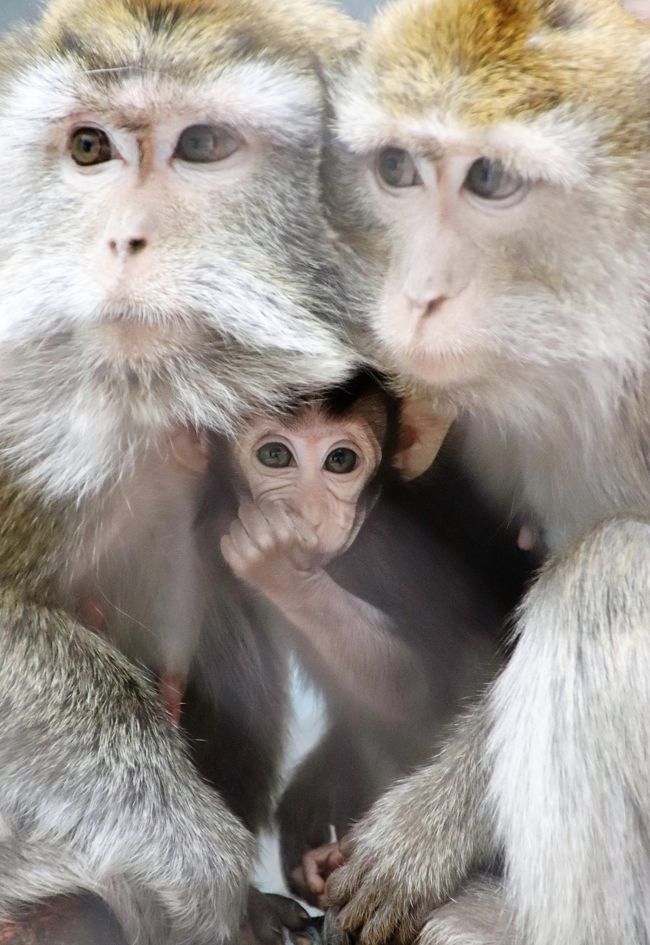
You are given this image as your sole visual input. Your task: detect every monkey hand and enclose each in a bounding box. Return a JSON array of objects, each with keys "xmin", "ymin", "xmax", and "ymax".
[
  {"xmin": 325, "ymin": 794, "xmax": 445, "ymax": 945},
  {"xmin": 294, "ymin": 840, "xmax": 348, "ymax": 910},
  {"xmin": 325, "ymin": 723, "xmax": 492, "ymax": 945},
  {"xmin": 221, "ymin": 499, "xmax": 323, "ymax": 600}
]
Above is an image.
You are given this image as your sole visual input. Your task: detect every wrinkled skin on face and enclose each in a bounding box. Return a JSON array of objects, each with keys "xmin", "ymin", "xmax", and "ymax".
[{"xmin": 231, "ymin": 405, "xmax": 382, "ymax": 565}]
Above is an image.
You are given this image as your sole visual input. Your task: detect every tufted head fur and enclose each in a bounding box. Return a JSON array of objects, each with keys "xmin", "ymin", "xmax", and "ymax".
[
  {"xmin": 0, "ymin": 0, "xmax": 362, "ymax": 502},
  {"xmin": 330, "ymin": 0, "xmax": 650, "ymax": 549}
]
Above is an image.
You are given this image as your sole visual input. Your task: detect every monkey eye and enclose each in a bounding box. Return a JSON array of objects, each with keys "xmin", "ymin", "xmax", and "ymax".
[
  {"xmin": 464, "ymin": 158, "xmax": 525, "ymax": 201},
  {"xmin": 70, "ymin": 127, "xmax": 115, "ymax": 167},
  {"xmin": 376, "ymin": 147, "xmax": 421, "ymax": 189},
  {"xmin": 256, "ymin": 442, "xmax": 293, "ymax": 469},
  {"xmin": 324, "ymin": 447, "xmax": 358, "ymax": 475},
  {"xmin": 175, "ymin": 124, "xmax": 241, "ymax": 163}
]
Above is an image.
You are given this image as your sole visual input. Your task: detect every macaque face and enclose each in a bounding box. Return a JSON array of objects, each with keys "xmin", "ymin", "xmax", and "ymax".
[
  {"xmin": 0, "ymin": 0, "xmax": 359, "ymax": 435},
  {"xmin": 235, "ymin": 406, "xmax": 382, "ymax": 559},
  {"xmin": 334, "ymin": 0, "xmax": 650, "ymax": 398}
]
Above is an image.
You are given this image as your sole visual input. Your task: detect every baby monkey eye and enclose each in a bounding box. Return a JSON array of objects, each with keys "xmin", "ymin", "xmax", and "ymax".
[
  {"xmin": 256, "ymin": 442, "xmax": 293, "ymax": 469},
  {"xmin": 376, "ymin": 147, "xmax": 421, "ymax": 189},
  {"xmin": 175, "ymin": 124, "xmax": 240, "ymax": 163},
  {"xmin": 70, "ymin": 128, "xmax": 115, "ymax": 166},
  {"xmin": 464, "ymin": 158, "xmax": 524, "ymax": 200},
  {"xmin": 324, "ymin": 447, "xmax": 358, "ymax": 475}
]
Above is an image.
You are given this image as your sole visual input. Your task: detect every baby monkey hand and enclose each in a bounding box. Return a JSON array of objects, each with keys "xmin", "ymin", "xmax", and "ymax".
[
  {"xmin": 221, "ymin": 500, "xmax": 323, "ymax": 600},
  {"xmin": 292, "ymin": 839, "xmax": 350, "ymax": 910}
]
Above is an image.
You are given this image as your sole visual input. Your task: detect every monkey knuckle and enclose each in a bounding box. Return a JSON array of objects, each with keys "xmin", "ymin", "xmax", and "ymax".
[{"xmin": 256, "ymin": 534, "xmax": 276, "ymax": 555}]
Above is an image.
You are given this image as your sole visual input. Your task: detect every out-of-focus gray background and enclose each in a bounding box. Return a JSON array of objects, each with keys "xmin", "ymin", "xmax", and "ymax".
[{"xmin": 0, "ymin": 0, "xmax": 381, "ymax": 30}]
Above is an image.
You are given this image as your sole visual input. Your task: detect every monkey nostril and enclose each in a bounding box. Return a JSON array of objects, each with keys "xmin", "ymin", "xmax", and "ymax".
[
  {"xmin": 108, "ymin": 238, "xmax": 148, "ymax": 256},
  {"xmin": 422, "ymin": 296, "xmax": 448, "ymax": 317}
]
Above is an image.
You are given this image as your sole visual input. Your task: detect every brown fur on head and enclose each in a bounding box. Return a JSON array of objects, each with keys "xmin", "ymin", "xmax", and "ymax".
[
  {"xmin": 357, "ymin": 0, "xmax": 648, "ymax": 133},
  {"xmin": 329, "ymin": 0, "xmax": 650, "ymax": 552},
  {"xmin": 42, "ymin": 0, "xmax": 361, "ymax": 74}
]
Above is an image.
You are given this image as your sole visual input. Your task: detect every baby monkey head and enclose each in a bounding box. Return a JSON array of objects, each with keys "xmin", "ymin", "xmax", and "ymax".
[
  {"xmin": 0, "ymin": 0, "xmax": 361, "ymax": 436},
  {"xmin": 333, "ymin": 0, "xmax": 650, "ymax": 409},
  {"xmin": 234, "ymin": 373, "xmax": 449, "ymax": 560}
]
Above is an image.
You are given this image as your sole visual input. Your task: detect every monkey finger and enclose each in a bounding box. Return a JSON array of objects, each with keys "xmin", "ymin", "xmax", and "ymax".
[
  {"xmin": 393, "ymin": 908, "xmax": 429, "ymax": 945},
  {"xmin": 335, "ymin": 883, "xmax": 386, "ymax": 935},
  {"xmin": 302, "ymin": 847, "xmax": 330, "ymax": 896},
  {"xmin": 257, "ymin": 498, "xmax": 309, "ymax": 548},
  {"xmin": 220, "ymin": 535, "xmax": 247, "ymax": 575},
  {"xmin": 325, "ymin": 862, "xmax": 362, "ymax": 907},
  {"xmin": 338, "ymin": 835, "xmax": 354, "ymax": 861},
  {"xmin": 327, "ymin": 847, "xmax": 347, "ymax": 873},
  {"xmin": 289, "ymin": 865, "xmax": 319, "ymax": 907},
  {"xmin": 357, "ymin": 905, "xmax": 404, "ymax": 945},
  {"xmin": 237, "ymin": 500, "xmax": 274, "ymax": 550},
  {"xmin": 225, "ymin": 520, "xmax": 258, "ymax": 564}
]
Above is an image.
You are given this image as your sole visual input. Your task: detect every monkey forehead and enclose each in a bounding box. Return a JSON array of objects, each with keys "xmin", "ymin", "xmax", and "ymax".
[
  {"xmin": 41, "ymin": 0, "xmax": 360, "ymax": 71},
  {"xmin": 6, "ymin": 0, "xmax": 360, "ymax": 144},
  {"xmin": 237, "ymin": 409, "xmax": 383, "ymax": 455},
  {"xmin": 10, "ymin": 55, "xmax": 324, "ymax": 147},
  {"xmin": 336, "ymin": 0, "xmax": 650, "ymax": 172}
]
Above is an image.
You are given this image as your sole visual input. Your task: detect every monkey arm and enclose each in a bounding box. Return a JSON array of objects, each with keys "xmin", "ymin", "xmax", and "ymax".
[
  {"xmin": 264, "ymin": 568, "xmax": 429, "ymax": 725},
  {"xmin": 0, "ymin": 591, "xmax": 253, "ymax": 945},
  {"xmin": 326, "ymin": 701, "xmax": 497, "ymax": 945},
  {"xmin": 222, "ymin": 500, "xmax": 428, "ymax": 724}
]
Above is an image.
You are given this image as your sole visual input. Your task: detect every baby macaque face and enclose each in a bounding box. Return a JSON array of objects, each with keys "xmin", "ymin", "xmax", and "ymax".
[{"xmin": 234, "ymin": 405, "xmax": 382, "ymax": 559}]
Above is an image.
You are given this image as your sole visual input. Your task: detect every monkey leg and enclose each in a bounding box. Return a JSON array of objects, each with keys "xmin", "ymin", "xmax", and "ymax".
[
  {"xmin": 418, "ymin": 876, "xmax": 517, "ymax": 945},
  {"xmin": 277, "ymin": 731, "xmax": 339, "ymax": 901},
  {"xmin": 489, "ymin": 518, "xmax": 650, "ymax": 945},
  {"xmin": 277, "ymin": 723, "xmax": 380, "ymax": 903},
  {"xmin": 327, "ymin": 703, "xmax": 496, "ymax": 945},
  {"xmin": 0, "ymin": 596, "xmax": 253, "ymax": 945}
]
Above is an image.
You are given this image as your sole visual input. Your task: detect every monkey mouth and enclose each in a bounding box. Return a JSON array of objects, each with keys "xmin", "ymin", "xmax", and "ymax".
[{"xmin": 94, "ymin": 311, "xmax": 195, "ymax": 359}]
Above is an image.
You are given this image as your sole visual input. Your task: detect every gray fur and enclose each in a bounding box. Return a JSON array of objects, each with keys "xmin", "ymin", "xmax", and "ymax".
[
  {"xmin": 324, "ymin": 2, "xmax": 650, "ymax": 943},
  {"xmin": 0, "ymin": 0, "xmax": 360, "ymax": 940}
]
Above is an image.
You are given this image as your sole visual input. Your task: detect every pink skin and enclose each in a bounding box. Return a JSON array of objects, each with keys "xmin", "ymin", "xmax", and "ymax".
[
  {"xmin": 231, "ymin": 406, "xmax": 382, "ymax": 564},
  {"xmin": 295, "ymin": 839, "xmax": 350, "ymax": 909},
  {"xmin": 221, "ymin": 407, "xmax": 427, "ymax": 723},
  {"xmin": 77, "ymin": 426, "xmax": 207, "ymax": 722}
]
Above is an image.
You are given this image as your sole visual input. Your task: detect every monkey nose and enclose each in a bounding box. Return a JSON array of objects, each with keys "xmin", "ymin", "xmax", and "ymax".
[
  {"xmin": 421, "ymin": 295, "xmax": 449, "ymax": 317},
  {"xmin": 108, "ymin": 236, "xmax": 148, "ymax": 258}
]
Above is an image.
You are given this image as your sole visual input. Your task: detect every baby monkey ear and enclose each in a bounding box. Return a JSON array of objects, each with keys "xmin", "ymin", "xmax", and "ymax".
[{"xmin": 393, "ymin": 398, "xmax": 456, "ymax": 482}]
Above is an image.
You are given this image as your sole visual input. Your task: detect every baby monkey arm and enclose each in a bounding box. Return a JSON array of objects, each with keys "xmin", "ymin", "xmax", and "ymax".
[{"xmin": 221, "ymin": 499, "xmax": 427, "ymax": 724}]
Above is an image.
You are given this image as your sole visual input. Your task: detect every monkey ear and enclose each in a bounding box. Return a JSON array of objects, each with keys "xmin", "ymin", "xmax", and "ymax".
[{"xmin": 393, "ymin": 398, "xmax": 456, "ymax": 482}]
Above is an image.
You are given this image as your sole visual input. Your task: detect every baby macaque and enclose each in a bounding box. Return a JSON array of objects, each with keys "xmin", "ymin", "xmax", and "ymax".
[
  {"xmin": 221, "ymin": 374, "xmax": 506, "ymax": 905},
  {"xmin": 222, "ymin": 374, "xmax": 454, "ymax": 722}
]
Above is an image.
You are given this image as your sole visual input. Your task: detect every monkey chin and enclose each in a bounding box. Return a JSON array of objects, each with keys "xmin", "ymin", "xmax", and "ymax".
[{"xmin": 94, "ymin": 314, "xmax": 196, "ymax": 360}]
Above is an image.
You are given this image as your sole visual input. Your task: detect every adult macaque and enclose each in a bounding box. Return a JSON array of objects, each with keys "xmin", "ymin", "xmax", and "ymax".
[
  {"xmin": 0, "ymin": 0, "xmax": 361, "ymax": 941},
  {"xmin": 221, "ymin": 374, "xmax": 510, "ymax": 906},
  {"xmin": 324, "ymin": 2, "xmax": 650, "ymax": 944}
]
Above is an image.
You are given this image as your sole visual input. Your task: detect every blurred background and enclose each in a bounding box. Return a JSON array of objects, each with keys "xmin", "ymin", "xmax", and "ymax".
[{"xmin": 0, "ymin": 0, "xmax": 381, "ymax": 30}]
